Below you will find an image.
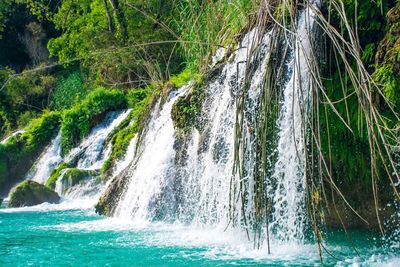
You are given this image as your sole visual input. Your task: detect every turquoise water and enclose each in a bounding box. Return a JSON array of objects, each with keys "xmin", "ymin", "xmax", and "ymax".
[{"xmin": 0, "ymin": 203, "xmax": 399, "ymax": 266}]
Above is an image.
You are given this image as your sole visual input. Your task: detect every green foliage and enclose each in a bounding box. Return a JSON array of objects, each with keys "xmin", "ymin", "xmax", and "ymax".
[
  {"xmin": 5, "ymin": 70, "xmax": 56, "ymax": 107},
  {"xmin": 374, "ymin": 64, "xmax": 400, "ymax": 110},
  {"xmin": 48, "ymin": 0, "xmax": 110, "ymax": 62},
  {"xmin": 21, "ymin": 112, "xmax": 60, "ymax": 151},
  {"xmin": 14, "ymin": 0, "xmax": 54, "ymax": 21},
  {"xmin": 0, "ymin": 67, "xmax": 58, "ymax": 136},
  {"xmin": 0, "ymin": 0, "xmax": 12, "ymax": 39},
  {"xmin": 16, "ymin": 110, "xmax": 39, "ymax": 128},
  {"xmin": 171, "ymin": 0, "xmax": 253, "ymax": 71},
  {"xmin": 0, "ymin": 109, "xmax": 13, "ymax": 138},
  {"xmin": 171, "ymin": 83, "xmax": 204, "ymax": 131},
  {"xmin": 51, "ymin": 71, "xmax": 86, "ymax": 110},
  {"xmin": 48, "ymin": 0, "xmax": 182, "ymax": 87},
  {"xmin": 60, "ymin": 87, "xmax": 127, "ymax": 154},
  {"xmin": 101, "ymin": 159, "xmax": 112, "ymax": 175},
  {"xmin": 319, "ymin": 0, "xmax": 400, "ymax": 188},
  {"xmin": 168, "ymin": 68, "xmax": 197, "ymax": 88}
]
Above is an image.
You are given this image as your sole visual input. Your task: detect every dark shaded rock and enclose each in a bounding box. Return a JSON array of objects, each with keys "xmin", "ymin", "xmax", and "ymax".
[
  {"xmin": 95, "ymin": 163, "xmax": 131, "ymax": 216},
  {"xmin": 8, "ymin": 180, "xmax": 60, "ymax": 207}
]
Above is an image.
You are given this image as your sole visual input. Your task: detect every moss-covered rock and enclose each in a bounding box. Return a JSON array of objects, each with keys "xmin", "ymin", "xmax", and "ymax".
[
  {"xmin": 171, "ymin": 84, "xmax": 204, "ymax": 132},
  {"xmin": 57, "ymin": 168, "xmax": 99, "ymax": 194},
  {"xmin": 95, "ymin": 164, "xmax": 131, "ymax": 216},
  {"xmin": 46, "ymin": 162, "xmax": 73, "ymax": 190},
  {"xmin": 8, "ymin": 180, "xmax": 60, "ymax": 207},
  {"xmin": 374, "ymin": 4, "xmax": 400, "ymax": 113}
]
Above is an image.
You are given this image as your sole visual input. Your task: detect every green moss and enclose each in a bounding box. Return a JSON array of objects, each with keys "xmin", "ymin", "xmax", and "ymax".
[
  {"xmin": 171, "ymin": 82, "xmax": 204, "ymax": 131},
  {"xmin": 61, "ymin": 168, "xmax": 92, "ymax": 186},
  {"xmin": 60, "ymin": 87, "xmax": 127, "ymax": 155},
  {"xmin": 8, "ymin": 180, "xmax": 60, "ymax": 207},
  {"xmin": 101, "ymin": 159, "xmax": 112, "ymax": 175}
]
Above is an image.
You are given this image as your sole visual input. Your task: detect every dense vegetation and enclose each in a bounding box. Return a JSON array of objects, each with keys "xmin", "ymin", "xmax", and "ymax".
[{"xmin": 0, "ymin": 0, "xmax": 399, "ymax": 234}]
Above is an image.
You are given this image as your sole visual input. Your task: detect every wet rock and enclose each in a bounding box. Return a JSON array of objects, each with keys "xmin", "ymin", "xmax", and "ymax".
[{"xmin": 95, "ymin": 164, "xmax": 131, "ymax": 216}]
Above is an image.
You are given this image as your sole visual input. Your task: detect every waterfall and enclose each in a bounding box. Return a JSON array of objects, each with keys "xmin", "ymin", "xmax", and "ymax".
[
  {"xmin": 115, "ymin": 87, "xmax": 190, "ymax": 220},
  {"xmin": 65, "ymin": 109, "xmax": 132, "ymax": 170},
  {"xmin": 53, "ymin": 109, "xmax": 131, "ymax": 197},
  {"xmin": 26, "ymin": 131, "xmax": 62, "ymax": 184},
  {"xmin": 112, "ymin": 2, "xmax": 319, "ymax": 247},
  {"xmin": 115, "ymin": 27, "xmax": 272, "ymax": 224},
  {"xmin": 268, "ymin": 7, "xmax": 318, "ymax": 243}
]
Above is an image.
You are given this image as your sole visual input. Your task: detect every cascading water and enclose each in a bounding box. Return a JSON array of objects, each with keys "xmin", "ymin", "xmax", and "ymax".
[
  {"xmin": 115, "ymin": 87, "xmax": 190, "ymax": 220},
  {"xmin": 0, "ymin": 129, "xmax": 25, "ymax": 144},
  {"xmin": 26, "ymin": 131, "xmax": 62, "ymax": 184},
  {"xmin": 65, "ymin": 109, "xmax": 132, "ymax": 170},
  {"xmin": 113, "ymin": 2, "xmax": 320, "ymax": 248},
  {"xmin": 267, "ymin": 6, "xmax": 318, "ymax": 243},
  {"xmin": 115, "ymin": 26, "xmax": 274, "ymax": 226},
  {"xmin": 54, "ymin": 109, "xmax": 131, "ymax": 197}
]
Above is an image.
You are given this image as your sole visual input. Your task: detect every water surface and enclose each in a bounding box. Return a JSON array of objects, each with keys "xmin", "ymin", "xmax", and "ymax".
[{"xmin": 0, "ymin": 203, "xmax": 398, "ymax": 266}]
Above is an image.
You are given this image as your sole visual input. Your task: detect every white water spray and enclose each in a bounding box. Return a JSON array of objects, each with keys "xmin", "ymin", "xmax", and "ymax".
[
  {"xmin": 111, "ymin": 2, "xmax": 319, "ymax": 248},
  {"xmin": 268, "ymin": 7, "xmax": 318, "ymax": 243},
  {"xmin": 26, "ymin": 131, "xmax": 62, "ymax": 184}
]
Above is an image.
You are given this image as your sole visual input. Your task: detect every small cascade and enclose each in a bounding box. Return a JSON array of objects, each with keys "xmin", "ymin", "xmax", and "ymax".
[
  {"xmin": 52, "ymin": 109, "xmax": 131, "ymax": 198},
  {"xmin": 26, "ymin": 131, "xmax": 62, "ymax": 184},
  {"xmin": 66, "ymin": 109, "xmax": 132, "ymax": 170},
  {"xmin": 0, "ymin": 129, "xmax": 25, "ymax": 144},
  {"xmin": 113, "ymin": 136, "xmax": 138, "ymax": 177},
  {"xmin": 115, "ymin": 86, "xmax": 190, "ymax": 220}
]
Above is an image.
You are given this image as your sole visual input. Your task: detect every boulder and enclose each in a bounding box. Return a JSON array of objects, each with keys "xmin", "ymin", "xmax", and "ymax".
[{"xmin": 8, "ymin": 180, "xmax": 60, "ymax": 207}]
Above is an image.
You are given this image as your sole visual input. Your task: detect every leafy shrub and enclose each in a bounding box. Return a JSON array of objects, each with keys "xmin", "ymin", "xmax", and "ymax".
[
  {"xmin": 3, "ymin": 69, "xmax": 57, "ymax": 109},
  {"xmin": 51, "ymin": 71, "xmax": 86, "ymax": 110},
  {"xmin": 17, "ymin": 111, "xmax": 39, "ymax": 128},
  {"xmin": 0, "ymin": 109, "xmax": 12, "ymax": 138}
]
